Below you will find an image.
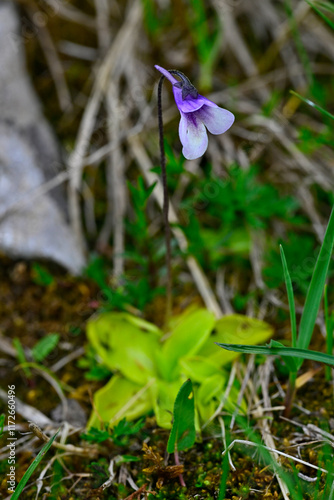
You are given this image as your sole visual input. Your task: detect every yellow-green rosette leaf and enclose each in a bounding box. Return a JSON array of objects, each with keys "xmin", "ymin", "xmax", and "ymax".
[
  {"xmin": 158, "ymin": 309, "xmax": 215, "ymax": 381},
  {"xmin": 86, "ymin": 312, "xmax": 162, "ymax": 384},
  {"xmin": 199, "ymin": 314, "xmax": 273, "ymax": 366},
  {"xmin": 87, "ymin": 375, "xmax": 152, "ymax": 429}
]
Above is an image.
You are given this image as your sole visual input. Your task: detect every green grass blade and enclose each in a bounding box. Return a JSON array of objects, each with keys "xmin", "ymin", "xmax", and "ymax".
[
  {"xmin": 11, "ymin": 429, "xmax": 60, "ymax": 499},
  {"xmin": 314, "ymin": 1, "xmax": 334, "ymax": 14},
  {"xmin": 297, "ymin": 207, "xmax": 334, "ymax": 366},
  {"xmin": 280, "ymin": 245, "xmax": 297, "ymax": 348},
  {"xmin": 324, "ymin": 285, "xmax": 334, "ymax": 381},
  {"xmin": 216, "ymin": 342, "xmax": 334, "ymax": 367},
  {"xmin": 290, "ymin": 90, "xmax": 334, "ymax": 120},
  {"xmin": 305, "ymin": 0, "xmax": 334, "ymax": 30}
]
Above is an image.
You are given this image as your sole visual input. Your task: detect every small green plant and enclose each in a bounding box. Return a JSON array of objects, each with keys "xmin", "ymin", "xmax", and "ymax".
[
  {"xmin": 88, "ymin": 460, "xmax": 110, "ymax": 489},
  {"xmin": 81, "ymin": 426, "xmax": 111, "ymax": 444},
  {"xmin": 111, "ymin": 417, "xmax": 145, "ymax": 446},
  {"xmin": 31, "ymin": 334, "xmax": 60, "ymax": 362},
  {"xmin": 81, "ymin": 417, "xmax": 145, "ymax": 446},
  {"xmin": 181, "ymin": 166, "xmax": 299, "ymax": 273},
  {"xmin": 85, "ymin": 178, "xmax": 164, "ymax": 313},
  {"xmin": 77, "ymin": 344, "xmax": 112, "ymax": 381},
  {"xmin": 31, "ymin": 263, "xmax": 55, "ymax": 286}
]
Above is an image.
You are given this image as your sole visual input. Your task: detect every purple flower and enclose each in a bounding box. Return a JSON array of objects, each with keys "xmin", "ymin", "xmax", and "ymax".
[{"xmin": 155, "ymin": 65, "xmax": 235, "ymax": 160}]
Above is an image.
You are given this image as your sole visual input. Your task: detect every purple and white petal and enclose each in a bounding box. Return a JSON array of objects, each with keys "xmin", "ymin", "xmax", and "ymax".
[
  {"xmin": 173, "ymin": 88, "xmax": 215, "ymax": 113},
  {"xmin": 192, "ymin": 94, "xmax": 220, "ymax": 109},
  {"xmin": 155, "ymin": 65, "xmax": 178, "ymax": 85},
  {"xmin": 179, "ymin": 111, "xmax": 208, "ymax": 160},
  {"xmin": 197, "ymin": 105, "xmax": 235, "ymax": 135}
]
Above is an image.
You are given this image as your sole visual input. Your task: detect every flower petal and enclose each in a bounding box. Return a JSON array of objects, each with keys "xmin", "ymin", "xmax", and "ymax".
[
  {"xmin": 196, "ymin": 105, "xmax": 235, "ymax": 135},
  {"xmin": 155, "ymin": 65, "xmax": 178, "ymax": 85},
  {"xmin": 173, "ymin": 87, "xmax": 213, "ymax": 113},
  {"xmin": 179, "ymin": 111, "xmax": 208, "ymax": 160}
]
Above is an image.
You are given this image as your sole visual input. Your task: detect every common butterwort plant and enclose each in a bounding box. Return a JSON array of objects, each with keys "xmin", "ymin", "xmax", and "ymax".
[{"xmin": 155, "ymin": 65, "xmax": 234, "ymax": 317}]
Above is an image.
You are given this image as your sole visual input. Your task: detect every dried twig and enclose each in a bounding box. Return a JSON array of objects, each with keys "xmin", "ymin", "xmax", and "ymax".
[
  {"xmin": 98, "ymin": 83, "xmax": 126, "ymax": 279},
  {"xmin": 123, "ymin": 483, "xmax": 157, "ymax": 500},
  {"xmin": 29, "ymin": 423, "xmax": 98, "ymax": 457},
  {"xmin": 26, "ymin": 5, "xmax": 72, "ymax": 112},
  {"xmin": 42, "ymin": 0, "xmax": 96, "ymax": 29},
  {"xmin": 67, "ymin": 0, "xmax": 142, "ymax": 252},
  {"xmin": 94, "ymin": 0, "xmax": 111, "ymax": 51}
]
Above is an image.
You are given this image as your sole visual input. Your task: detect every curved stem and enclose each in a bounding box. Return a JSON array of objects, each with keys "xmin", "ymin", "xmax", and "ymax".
[{"xmin": 157, "ymin": 75, "xmax": 172, "ymax": 322}]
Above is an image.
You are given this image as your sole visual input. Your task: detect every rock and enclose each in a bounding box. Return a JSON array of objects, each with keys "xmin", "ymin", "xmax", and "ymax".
[
  {"xmin": 51, "ymin": 399, "xmax": 87, "ymax": 428},
  {"xmin": 0, "ymin": 1, "xmax": 85, "ymax": 274}
]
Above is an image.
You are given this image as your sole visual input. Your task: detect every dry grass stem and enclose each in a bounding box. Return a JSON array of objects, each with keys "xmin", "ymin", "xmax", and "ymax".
[
  {"xmin": 26, "ymin": 5, "xmax": 72, "ymax": 112},
  {"xmin": 68, "ymin": 0, "xmax": 142, "ymax": 252},
  {"xmin": 29, "ymin": 423, "xmax": 98, "ymax": 457}
]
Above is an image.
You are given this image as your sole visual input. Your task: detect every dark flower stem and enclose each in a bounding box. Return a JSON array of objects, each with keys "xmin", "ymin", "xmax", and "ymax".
[{"xmin": 157, "ymin": 75, "xmax": 172, "ymax": 321}]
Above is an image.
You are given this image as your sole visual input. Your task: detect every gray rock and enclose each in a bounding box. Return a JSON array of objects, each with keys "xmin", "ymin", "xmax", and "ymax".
[
  {"xmin": 51, "ymin": 398, "xmax": 87, "ymax": 428},
  {"xmin": 0, "ymin": 1, "xmax": 85, "ymax": 274}
]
